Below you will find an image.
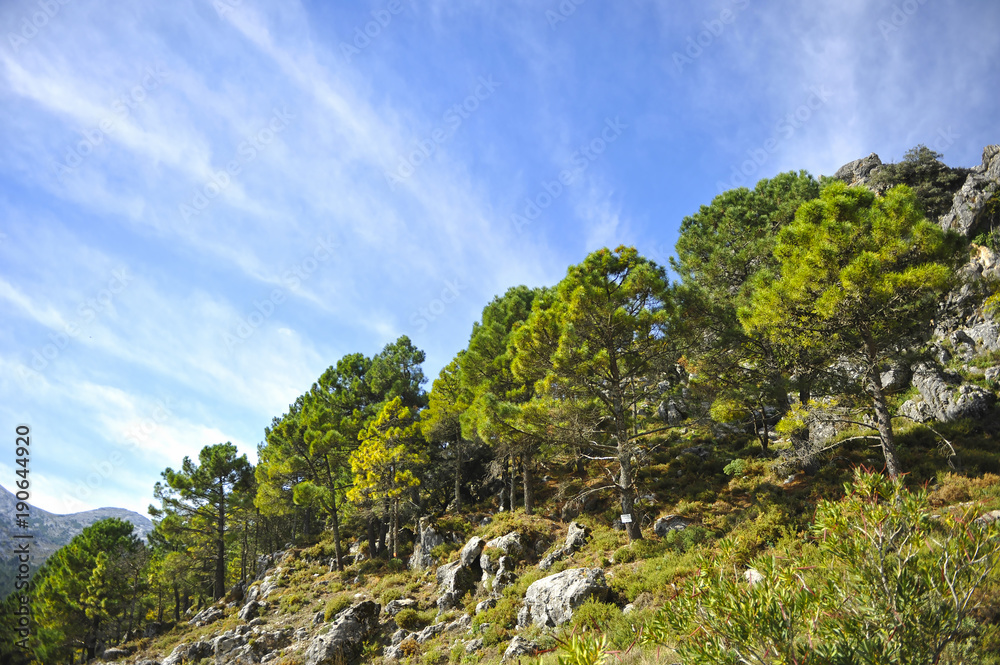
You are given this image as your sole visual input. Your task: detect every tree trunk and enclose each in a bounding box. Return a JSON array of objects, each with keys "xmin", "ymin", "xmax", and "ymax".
[
  {"xmin": 869, "ymin": 375, "xmax": 902, "ymax": 478},
  {"xmin": 329, "ymin": 488, "xmax": 344, "ymax": 571},
  {"xmin": 453, "ymin": 438, "xmax": 463, "ymax": 511},
  {"xmin": 863, "ymin": 335, "xmax": 902, "ymax": 478},
  {"xmin": 366, "ymin": 517, "xmax": 378, "ymax": 559},
  {"xmin": 522, "ymin": 454, "xmax": 534, "ymax": 515},
  {"xmin": 618, "ymin": 441, "xmax": 642, "ymax": 541},
  {"xmin": 509, "ymin": 455, "xmax": 517, "ymax": 511},
  {"xmin": 216, "ymin": 479, "xmax": 226, "ymax": 600},
  {"xmin": 173, "ymin": 584, "xmax": 180, "ymax": 623},
  {"xmin": 391, "ymin": 499, "xmax": 399, "ymax": 559}
]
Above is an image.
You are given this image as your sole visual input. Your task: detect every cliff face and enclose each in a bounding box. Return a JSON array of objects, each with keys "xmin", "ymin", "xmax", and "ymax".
[{"xmin": 0, "ymin": 484, "xmax": 153, "ymax": 597}]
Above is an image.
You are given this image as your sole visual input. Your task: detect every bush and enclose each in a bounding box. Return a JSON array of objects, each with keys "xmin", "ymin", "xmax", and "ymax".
[
  {"xmin": 568, "ymin": 599, "xmax": 638, "ymax": 649},
  {"xmin": 394, "ymin": 607, "xmax": 431, "ymax": 631},
  {"xmin": 323, "ymin": 595, "xmax": 352, "ymax": 622},
  {"xmin": 612, "ymin": 546, "xmax": 635, "ymax": 564},
  {"xmin": 660, "ymin": 470, "xmax": 1000, "ymax": 664}
]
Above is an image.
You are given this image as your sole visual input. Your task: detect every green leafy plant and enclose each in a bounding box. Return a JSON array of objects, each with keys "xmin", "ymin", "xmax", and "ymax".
[{"xmin": 660, "ymin": 469, "xmax": 1000, "ymax": 664}]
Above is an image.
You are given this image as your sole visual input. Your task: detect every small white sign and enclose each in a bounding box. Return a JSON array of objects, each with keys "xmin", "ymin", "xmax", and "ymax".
[{"xmin": 620, "ymin": 514, "xmax": 633, "ymax": 524}]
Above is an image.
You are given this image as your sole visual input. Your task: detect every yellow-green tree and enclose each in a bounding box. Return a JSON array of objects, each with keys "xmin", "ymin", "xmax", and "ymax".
[
  {"xmin": 742, "ymin": 183, "xmax": 961, "ymax": 477},
  {"xmin": 348, "ymin": 397, "xmax": 423, "ymax": 558}
]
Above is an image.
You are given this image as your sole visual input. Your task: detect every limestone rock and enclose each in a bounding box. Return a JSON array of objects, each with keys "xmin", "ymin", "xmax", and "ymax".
[
  {"xmin": 492, "ymin": 555, "xmax": 518, "ymax": 595},
  {"xmin": 189, "ymin": 605, "xmax": 223, "ymax": 627},
  {"xmin": 436, "ymin": 559, "xmax": 479, "ymax": 612},
  {"xmin": 654, "ymin": 515, "xmax": 692, "ymax": 537},
  {"xmin": 565, "ymin": 521, "xmax": 589, "ymax": 550},
  {"xmin": 475, "ymin": 598, "xmax": 497, "ymax": 614},
  {"xmin": 384, "ymin": 598, "xmax": 418, "ymax": 617},
  {"xmin": 465, "ymin": 638, "xmax": 484, "ymax": 653},
  {"xmin": 900, "ymin": 362, "xmax": 995, "ymax": 423},
  {"xmin": 459, "ymin": 536, "xmax": 486, "ymax": 568},
  {"xmin": 238, "ymin": 599, "xmax": 262, "ymax": 622},
  {"xmin": 939, "ymin": 145, "xmax": 1000, "ymax": 237},
  {"xmin": 100, "ymin": 648, "xmax": 130, "ymax": 661},
  {"xmin": 409, "ymin": 517, "xmax": 446, "ymax": 571},
  {"xmin": 974, "ymin": 510, "xmax": 1000, "ymax": 526},
  {"xmin": 162, "ymin": 641, "xmax": 213, "ymax": 665},
  {"xmin": 834, "ymin": 153, "xmax": 884, "ymax": 188},
  {"xmin": 503, "ymin": 636, "xmax": 539, "ymax": 662},
  {"xmin": 744, "ymin": 568, "xmax": 764, "ymax": 585},
  {"xmin": 481, "ymin": 532, "xmax": 523, "ymax": 574},
  {"xmin": 517, "ymin": 568, "xmax": 609, "ymax": 628},
  {"xmin": 303, "ymin": 601, "xmax": 380, "ymax": 665}
]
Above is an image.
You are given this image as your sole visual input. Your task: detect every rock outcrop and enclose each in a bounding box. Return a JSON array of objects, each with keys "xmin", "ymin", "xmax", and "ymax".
[
  {"xmin": 436, "ymin": 536, "xmax": 485, "ymax": 611},
  {"xmin": 833, "ymin": 153, "xmax": 884, "ymax": 189},
  {"xmin": 517, "ymin": 567, "xmax": 608, "ymax": 628},
  {"xmin": 899, "ymin": 361, "xmax": 995, "ymax": 423},
  {"xmin": 409, "ymin": 517, "xmax": 447, "ymax": 571},
  {"xmin": 653, "ymin": 515, "xmax": 692, "ymax": 537},
  {"xmin": 303, "ymin": 601, "xmax": 380, "ymax": 665},
  {"xmin": 939, "ymin": 145, "xmax": 1000, "ymax": 237},
  {"xmin": 539, "ymin": 521, "xmax": 588, "ymax": 570},
  {"xmin": 502, "ymin": 636, "xmax": 539, "ymax": 662}
]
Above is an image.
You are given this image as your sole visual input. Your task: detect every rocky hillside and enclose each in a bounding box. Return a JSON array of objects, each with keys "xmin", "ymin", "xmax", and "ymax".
[
  {"xmin": 0, "ymin": 484, "xmax": 153, "ymax": 597},
  {"xmin": 80, "ymin": 145, "xmax": 1000, "ymax": 665}
]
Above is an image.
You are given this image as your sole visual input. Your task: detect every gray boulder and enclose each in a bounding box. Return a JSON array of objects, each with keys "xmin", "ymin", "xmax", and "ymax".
[
  {"xmin": 481, "ymin": 532, "xmax": 523, "ymax": 574},
  {"xmin": 189, "ymin": 605, "xmax": 223, "ymax": 627},
  {"xmin": 939, "ymin": 145, "xmax": 1000, "ymax": 236},
  {"xmin": 409, "ymin": 517, "xmax": 446, "ymax": 571},
  {"xmin": 303, "ymin": 601, "xmax": 380, "ymax": 665},
  {"xmin": 162, "ymin": 641, "xmax": 213, "ymax": 665},
  {"xmin": 492, "ymin": 555, "xmax": 518, "ymax": 595},
  {"xmin": 238, "ymin": 599, "xmax": 262, "ymax": 622},
  {"xmin": 436, "ymin": 560, "xmax": 479, "ymax": 612},
  {"xmin": 502, "ymin": 636, "xmax": 539, "ymax": 662},
  {"xmin": 834, "ymin": 153, "xmax": 884, "ymax": 188},
  {"xmin": 100, "ymin": 648, "xmax": 130, "ymax": 661},
  {"xmin": 459, "ymin": 536, "xmax": 486, "ymax": 568},
  {"xmin": 539, "ymin": 522, "xmax": 589, "ymax": 571},
  {"xmin": 654, "ymin": 515, "xmax": 692, "ymax": 537},
  {"xmin": 900, "ymin": 361, "xmax": 995, "ymax": 423},
  {"xmin": 517, "ymin": 568, "xmax": 609, "ymax": 628},
  {"xmin": 565, "ymin": 521, "xmax": 588, "ymax": 550},
  {"xmin": 384, "ymin": 598, "xmax": 418, "ymax": 617}
]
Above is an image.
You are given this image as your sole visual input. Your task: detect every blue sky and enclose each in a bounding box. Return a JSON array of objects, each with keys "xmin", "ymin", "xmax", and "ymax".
[{"xmin": 1, "ymin": 0, "xmax": 997, "ymax": 516}]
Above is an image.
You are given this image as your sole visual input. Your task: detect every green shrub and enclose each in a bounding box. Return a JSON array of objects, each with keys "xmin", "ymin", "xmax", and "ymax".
[
  {"xmin": 278, "ymin": 592, "xmax": 307, "ymax": 614},
  {"xmin": 394, "ymin": 607, "xmax": 429, "ymax": 631},
  {"xmin": 661, "ymin": 470, "xmax": 1000, "ymax": 663},
  {"xmin": 323, "ymin": 595, "xmax": 352, "ymax": 622},
  {"xmin": 568, "ymin": 599, "xmax": 639, "ymax": 648},
  {"xmin": 472, "ymin": 595, "xmax": 520, "ymax": 630},
  {"xmin": 612, "ymin": 546, "xmax": 635, "ymax": 564},
  {"xmin": 662, "ymin": 525, "xmax": 711, "ymax": 553}
]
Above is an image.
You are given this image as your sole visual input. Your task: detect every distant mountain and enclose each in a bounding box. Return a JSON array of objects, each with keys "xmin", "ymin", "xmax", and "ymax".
[{"xmin": 0, "ymin": 484, "xmax": 153, "ymax": 598}]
